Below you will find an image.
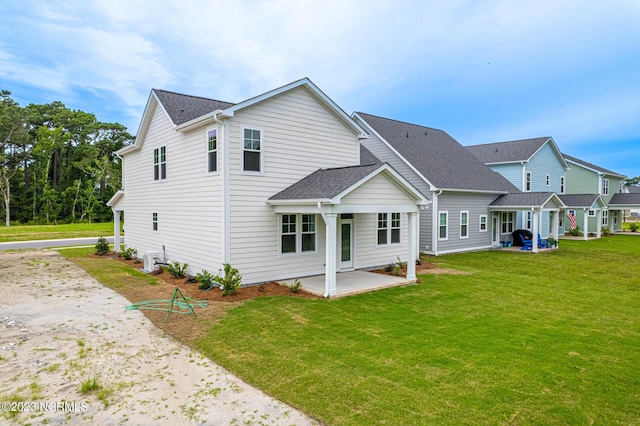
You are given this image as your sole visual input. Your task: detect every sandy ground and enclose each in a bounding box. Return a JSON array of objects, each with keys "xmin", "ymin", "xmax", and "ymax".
[{"xmin": 0, "ymin": 250, "xmax": 318, "ymax": 425}]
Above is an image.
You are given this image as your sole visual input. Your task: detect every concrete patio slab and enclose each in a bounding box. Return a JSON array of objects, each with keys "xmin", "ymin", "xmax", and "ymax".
[{"xmin": 287, "ymin": 270, "xmax": 415, "ymax": 298}]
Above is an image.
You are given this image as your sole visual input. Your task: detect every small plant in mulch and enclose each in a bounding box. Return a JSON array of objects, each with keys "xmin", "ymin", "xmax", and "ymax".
[
  {"xmin": 569, "ymin": 226, "xmax": 581, "ymax": 237},
  {"xmin": 196, "ymin": 269, "xmax": 217, "ymax": 290},
  {"xmin": 215, "ymin": 263, "xmax": 242, "ymax": 296},
  {"xmin": 285, "ymin": 279, "xmax": 303, "ymax": 293},
  {"xmin": 118, "ymin": 247, "xmax": 137, "ymax": 260},
  {"xmin": 630, "ymin": 223, "xmax": 638, "ymax": 232},
  {"xmin": 164, "ymin": 261, "xmax": 188, "ymax": 278},
  {"xmin": 94, "ymin": 237, "xmax": 110, "ymax": 256}
]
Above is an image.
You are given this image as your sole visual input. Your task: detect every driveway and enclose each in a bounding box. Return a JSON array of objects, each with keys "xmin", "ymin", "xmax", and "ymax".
[{"xmin": 0, "ymin": 250, "xmax": 317, "ymax": 425}]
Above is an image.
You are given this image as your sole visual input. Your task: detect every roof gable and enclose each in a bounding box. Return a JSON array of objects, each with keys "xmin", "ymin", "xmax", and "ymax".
[
  {"xmin": 490, "ymin": 192, "xmax": 566, "ymax": 209},
  {"xmin": 268, "ymin": 163, "xmax": 428, "ymax": 205},
  {"xmin": 467, "ymin": 137, "xmax": 569, "ymax": 170},
  {"xmin": 562, "ymin": 153, "xmax": 625, "ymax": 178},
  {"xmin": 559, "ymin": 194, "xmax": 606, "ymax": 209},
  {"xmin": 354, "ymin": 112, "xmax": 518, "ymax": 193}
]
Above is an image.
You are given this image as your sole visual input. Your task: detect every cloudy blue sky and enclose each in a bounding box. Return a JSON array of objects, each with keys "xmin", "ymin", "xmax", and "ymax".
[{"xmin": 1, "ymin": 0, "xmax": 639, "ymax": 176}]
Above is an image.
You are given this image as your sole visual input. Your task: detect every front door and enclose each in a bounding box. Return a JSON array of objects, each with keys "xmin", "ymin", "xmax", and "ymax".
[{"xmin": 340, "ymin": 219, "xmax": 354, "ymax": 270}]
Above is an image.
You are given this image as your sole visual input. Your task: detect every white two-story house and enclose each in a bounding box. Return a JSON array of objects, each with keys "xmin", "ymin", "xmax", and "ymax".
[{"xmin": 107, "ymin": 79, "xmax": 427, "ymax": 297}]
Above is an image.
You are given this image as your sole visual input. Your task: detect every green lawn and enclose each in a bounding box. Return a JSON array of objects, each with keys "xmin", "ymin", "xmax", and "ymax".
[
  {"xmin": 0, "ymin": 222, "xmax": 119, "ymax": 242},
  {"xmin": 196, "ymin": 237, "xmax": 640, "ymax": 425}
]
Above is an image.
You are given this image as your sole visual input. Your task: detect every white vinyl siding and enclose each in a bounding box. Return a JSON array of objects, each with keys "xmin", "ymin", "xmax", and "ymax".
[
  {"xmin": 227, "ymin": 87, "xmax": 361, "ymax": 284},
  {"xmin": 118, "ymin": 102, "xmax": 225, "ymax": 276}
]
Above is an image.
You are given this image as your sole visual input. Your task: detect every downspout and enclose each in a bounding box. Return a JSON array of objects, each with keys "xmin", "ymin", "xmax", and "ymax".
[
  {"xmin": 431, "ymin": 190, "xmax": 442, "ymax": 255},
  {"xmin": 213, "ymin": 113, "xmax": 231, "ymax": 264}
]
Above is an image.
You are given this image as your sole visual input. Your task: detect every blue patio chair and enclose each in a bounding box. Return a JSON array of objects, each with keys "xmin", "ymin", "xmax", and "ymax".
[
  {"xmin": 538, "ymin": 234, "xmax": 550, "ymax": 249},
  {"xmin": 518, "ymin": 234, "xmax": 533, "ymax": 251}
]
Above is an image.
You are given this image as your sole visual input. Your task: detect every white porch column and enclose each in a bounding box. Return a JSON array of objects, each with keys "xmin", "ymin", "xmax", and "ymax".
[
  {"xmin": 113, "ymin": 210, "xmax": 121, "ymax": 253},
  {"xmin": 596, "ymin": 210, "xmax": 602, "ymax": 238},
  {"xmin": 324, "ymin": 213, "xmax": 338, "ymax": 297},
  {"xmin": 551, "ymin": 211, "xmax": 559, "ymax": 247},
  {"xmin": 407, "ymin": 212, "xmax": 417, "ymax": 281},
  {"xmin": 532, "ymin": 209, "xmax": 539, "ymax": 253},
  {"xmin": 583, "ymin": 208, "xmax": 589, "ymax": 240}
]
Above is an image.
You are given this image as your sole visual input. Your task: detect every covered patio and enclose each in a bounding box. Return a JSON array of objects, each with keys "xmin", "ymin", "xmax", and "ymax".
[
  {"xmin": 490, "ymin": 192, "xmax": 566, "ymax": 253},
  {"xmin": 559, "ymin": 194, "xmax": 607, "ymax": 239},
  {"xmin": 289, "ymin": 270, "xmax": 414, "ymax": 298}
]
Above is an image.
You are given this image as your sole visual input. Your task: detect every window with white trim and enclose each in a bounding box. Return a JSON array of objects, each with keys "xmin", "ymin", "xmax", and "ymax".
[
  {"xmin": 501, "ymin": 212, "xmax": 514, "ymax": 234},
  {"xmin": 281, "ymin": 214, "xmax": 297, "ymax": 254},
  {"xmin": 479, "ymin": 215, "xmax": 487, "ymax": 232},
  {"xmin": 602, "ymin": 210, "xmax": 609, "ymax": 226},
  {"xmin": 281, "ymin": 214, "xmax": 316, "ymax": 254},
  {"xmin": 560, "ymin": 176, "xmax": 565, "ymax": 194},
  {"xmin": 207, "ymin": 129, "xmax": 217, "ymax": 172},
  {"xmin": 619, "ymin": 181, "xmax": 624, "ymax": 193},
  {"xmin": 243, "ymin": 128, "xmax": 262, "ymax": 172},
  {"xmin": 546, "ymin": 174, "xmax": 550, "ymax": 186},
  {"xmin": 391, "ymin": 213, "xmax": 401, "ymax": 244},
  {"xmin": 153, "ymin": 146, "xmax": 166, "ymax": 180},
  {"xmin": 525, "ymin": 211, "xmax": 532, "ymax": 230},
  {"xmin": 377, "ymin": 213, "xmax": 388, "ymax": 245},
  {"xmin": 460, "ymin": 211, "xmax": 469, "ymax": 238},
  {"xmin": 152, "ymin": 212, "xmax": 158, "ymax": 231},
  {"xmin": 377, "ymin": 213, "xmax": 401, "ymax": 245},
  {"xmin": 301, "ymin": 214, "xmax": 316, "ymax": 252},
  {"xmin": 602, "ymin": 178, "xmax": 609, "ymax": 195},
  {"xmin": 588, "ymin": 210, "xmax": 595, "ymax": 217},
  {"xmin": 525, "ymin": 172, "xmax": 532, "ymax": 191},
  {"xmin": 438, "ymin": 211, "xmax": 448, "ymax": 240}
]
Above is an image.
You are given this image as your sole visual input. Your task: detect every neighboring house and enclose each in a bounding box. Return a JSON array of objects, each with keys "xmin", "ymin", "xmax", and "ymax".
[
  {"xmin": 466, "ymin": 137, "xmax": 570, "ymax": 237},
  {"xmin": 562, "ymin": 153, "xmax": 628, "ymax": 234},
  {"xmin": 107, "ymin": 78, "xmax": 428, "ymax": 297},
  {"xmin": 352, "ymin": 113, "xmax": 561, "ymax": 255}
]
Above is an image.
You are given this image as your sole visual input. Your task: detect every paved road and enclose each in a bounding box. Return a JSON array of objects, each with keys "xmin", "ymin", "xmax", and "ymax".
[{"xmin": 0, "ymin": 236, "xmax": 122, "ymax": 251}]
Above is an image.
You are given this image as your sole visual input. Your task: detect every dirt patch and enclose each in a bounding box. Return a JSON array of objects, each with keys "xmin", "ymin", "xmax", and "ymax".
[
  {"xmin": 372, "ymin": 260, "xmax": 470, "ymax": 277},
  {"xmin": 0, "ymin": 250, "xmax": 318, "ymax": 425}
]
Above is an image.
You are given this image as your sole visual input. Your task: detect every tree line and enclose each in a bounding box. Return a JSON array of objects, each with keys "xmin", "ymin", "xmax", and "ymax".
[{"xmin": 0, "ymin": 90, "xmax": 133, "ymax": 226}]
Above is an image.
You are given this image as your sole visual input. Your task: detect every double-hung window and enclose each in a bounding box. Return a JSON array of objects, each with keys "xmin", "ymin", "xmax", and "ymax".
[
  {"xmin": 460, "ymin": 211, "xmax": 469, "ymax": 238},
  {"xmin": 152, "ymin": 212, "xmax": 158, "ymax": 231},
  {"xmin": 377, "ymin": 213, "xmax": 388, "ymax": 245},
  {"xmin": 560, "ymin": 176, "xmax": 565, "ymax": 194},
  {"xmin": 479, "ymin": 215, "xmax": 487, "ymax": 232},
  {"xmin": 281, "ymin": 214, "xmax": 316, "ymax": 254},
  {"xmin": 602, "ymin": 178, "xmax": 609, "ymax": 195},
  {"xmin": 602, "ymin": 210, "xmax": 609, "ymax": 226},
  {"xmin": 243, "ymin": 128, "xmax": 261, "ymax": 172},
  {"xmin": 207, "ymin": 129, "xmax": 217, "ymax": 172},
  {"xmin": 377, "ymin": 213, "xmax": 401, "ymax": 245},
  {"xmin": 154, "ymin": 146, "xmax": 166, "ymax": 180},
  {"xmin": 438, "ymin": 211, "xmax": 448, "ymax": 240},
  {"xmin": 546, "ymin": 174, "xmax": 550, "ymax": 186},
  {"xmin": 525, "ymin": 171, "xmax": 532, "ymax": 191},
  {"xmin": 501, "ymin": 212, "xmax": 514, "ymax": 234}
]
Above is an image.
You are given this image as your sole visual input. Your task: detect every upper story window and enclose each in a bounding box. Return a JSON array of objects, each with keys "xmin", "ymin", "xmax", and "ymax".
[
  {"xmin": 619, "ymin": 181, "xmax": 625, "ymax": 193},
  {"xmin": 243, "ymin": 128, "xmax": 262, "ymax": 172},
  {"xmin": 153, "ymin": 146, "xmax": 166, "ymax": 180},
  {"xmin": 525, "ymin": 171, "xmax": 532, "ymax": 191},
  {"xmin": 602, "ymin": 178, "xmax": 609, "ymax": 195},
  {"xmin": 560, "ymin": 176, "xmax": 565, "ymax": 194},
  {"xmin": 546, "ymin": 174, "xmax": 550, "ymax": 186},
  {"xmin": 152, "ymin": 212, "xmax": 158, "ymax": 231},
  {"xmin": 207, "ymin": 129, "xmax": 217, "ymax": 173}
]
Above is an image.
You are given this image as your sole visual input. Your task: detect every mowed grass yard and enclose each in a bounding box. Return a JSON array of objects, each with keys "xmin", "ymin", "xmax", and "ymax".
[
  {"xmin": 0, "ymin": 222, "xmax": 119, "ymax": 242},
  {"xmin": 194, "ymin": 236, "xmax": 640, "ymax": 425}
]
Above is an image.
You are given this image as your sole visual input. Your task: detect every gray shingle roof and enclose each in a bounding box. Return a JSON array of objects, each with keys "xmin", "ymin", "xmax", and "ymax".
[
  {"xmin": 562, "ymin": 153, "xmax": 625, "ymax": 178},
  {"xmin": 153, "ymin": 89, "xmax": 235, "ymax": 126},
  {"xmin": 609, "ymin": 193, "xmax": 640, "ymax": 207},
  {"xmin": 559, "ymin": 194, "xmax": 602, "ymax": 208},
  {"xmin": 490, "ymin": 192, "xmax": 560, "ymax": 207},
  {"xmin": 466, "ymin": 137, "xmax": 551, "ymax": 164},
  {"xmin": 628, "ymin": 186, "xmax": 640, "ymax": 194},
  {"xmin": 356, "ymin": 112, "xmax": 518, "ymax": 192},
  {"xmin": 269, "ymin": 164, "xmax": 383, "ymax": 201},
  {"xmin": 360, "ymin": 145, "xmax": 381, "ymax": 166}
]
